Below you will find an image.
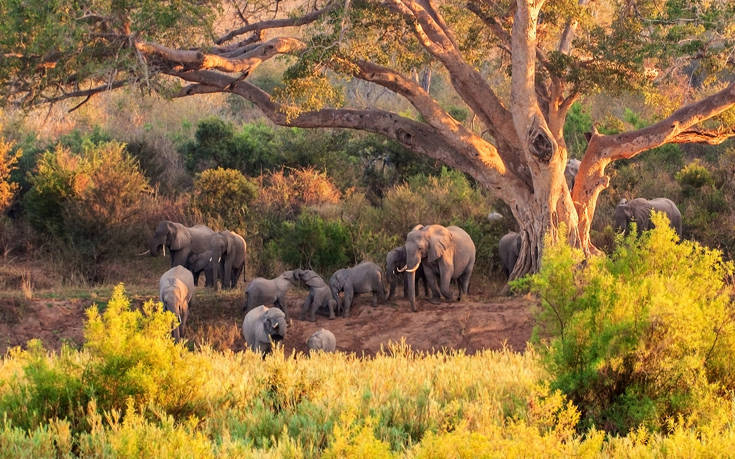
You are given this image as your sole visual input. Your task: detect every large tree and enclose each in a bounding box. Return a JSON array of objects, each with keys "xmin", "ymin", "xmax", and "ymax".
[{"xmin": 2, "ymin": 0, "xmax": 734, "ymax": 276}]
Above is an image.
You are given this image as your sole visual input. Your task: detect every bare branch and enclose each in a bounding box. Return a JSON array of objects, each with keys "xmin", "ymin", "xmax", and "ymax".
[
  {"xmin": 38, "ymin": 80, "xmax": 128, "ymax": 107},
  {"xmin": 215, "ymin": 2, "xmax": 338, "ymax": 45},
  {"xmin": 135, "ymin": 37, "xmax": 305, "ymax": 74}
]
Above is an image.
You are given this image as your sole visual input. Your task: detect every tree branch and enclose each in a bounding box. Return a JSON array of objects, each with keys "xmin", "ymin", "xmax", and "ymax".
[
  {"xmin": 135, "ymin": 37, "xmax": 305, "ymax": 74},
  {"xmin": 215, "ymin": 2, "xmax": 338, "ymax": 45},
  {"xmin": 37, "ymin": 80, "xmax": 128, "ymax": 107}
]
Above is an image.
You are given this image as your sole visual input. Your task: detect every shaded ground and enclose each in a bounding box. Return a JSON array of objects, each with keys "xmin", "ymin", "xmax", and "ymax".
[{"xmin": 0, "ymin": 284, "xmax": 536, "ymax": 356}]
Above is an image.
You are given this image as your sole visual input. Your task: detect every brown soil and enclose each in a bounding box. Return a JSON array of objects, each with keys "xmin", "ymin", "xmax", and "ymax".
[{"xmin": 0, "ymin": 288, "xmax": 537, "ymax": 356}]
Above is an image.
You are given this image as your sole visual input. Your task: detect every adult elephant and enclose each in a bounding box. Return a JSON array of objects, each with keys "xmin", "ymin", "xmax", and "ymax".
[
  {"xmin": 614, "ymin": 198, "xmax": 682, "ymax": 236},
  {"xmin": 385, "ymin": 246, "xmax": 429, "ymax": 301},
  {"xmin": 149, "ymin": 221, "xmax": 215, "ymax": 284},
  {"xmin": 208, "ymin": 231, "xmax": 247, "ymax": 289},
  {"xmin": 498, "ymin": 232, "xmax": 521, "ymax": 277},
  {"xmin": 400, "ymin": 224, "xmax": 476, "ymax": 311}
]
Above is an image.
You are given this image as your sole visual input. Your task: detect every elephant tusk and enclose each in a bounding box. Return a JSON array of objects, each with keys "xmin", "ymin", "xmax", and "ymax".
[
  {"xmin": 396, "ymin": 264, "xmax": 408, "ymax": 273},
  {"xmin": 218, "ymin": 257, "xmax": 221, "ymax": 263},
  {"xmin": 138, "ymin": 249, "xmax": 150, "ymax": 256},
  {"xmin": 209, "ymin": 257, "xmax": 213, "ymax": 262},
  {"xmin": 162, "ymin": 246, "xmax": 166, "ymax": 257},
  {"xmin": 405, "ymin": 260, "xmax": 421, "ymax": 273}
]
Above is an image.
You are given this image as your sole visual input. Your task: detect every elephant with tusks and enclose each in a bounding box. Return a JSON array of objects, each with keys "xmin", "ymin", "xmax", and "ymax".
[
  {"xmin": 402, "ymin": 224, "xmax": 476, "ymax": 311},
  {"xmin": 159, "ymin": 265, "xmax": 195, "ymax": 341},
  {"xmin": 149, "ymin": 221, "xmax": 216, "ymax": 286},
  {"xmin": 241, "ymin": 305, "xmax": 287, "ymax": 355},
  {"xmin": 244, "ymin": 270, "xmax": 298, "ymax": 320},
  {"xmin": 295, "ymin": 269, "xmax": 337, "ymax": 322},
  {"xmin": 614, "ymin": 197, "xmax": 682, "ymax": 236},
  {"xmin": 386, "ymin": 246, "xmax": 430, "ymax": 302},
  {"xmin": 307, "ymin": 328, "xmax": 336, "ymax": 353},
  {"xmin": 329, "ymin": 262, "xmax": 385, "ymax": 317}
]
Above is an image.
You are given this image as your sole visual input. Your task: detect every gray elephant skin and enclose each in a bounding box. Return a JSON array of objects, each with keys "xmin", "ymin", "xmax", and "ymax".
[
  {"xmin": 565, "ymin": 158, "xmax": 581, "ymax": 190},
  {"xmin": 244, "ymin": 270, "xmax": 297, "ymax": 320},
  {"xmin": 498, "ymin": 232, "xmax": 521, "ymax": 277},
  {"xmin": 159, "ymin": 265, "xmax": 195, "ymax": 341},
  {"xmin": 307, "ymin": 328, "xmax": 336, "ymax": 353},
  {"xmin": 149, "ymin": 221, "xmax": 215, "ymax": 285},
  {"xmin": 386, "ymin": 246, "xmax": 429, "ymax": 301},
  {"xmin": 402, "ymin": 224, "xmax": 476, "ymax": 311},
  {"xmin": 207, "ymin": 231, "xmax": 247, "ymax": 289},
  {"xmin": 329, "ymin": 262, "xmax": 385, "ymax": 317},
  {"xmin": 241, "ymin": 305, "xmax": 287, "ymax": 355},
  {"xmin": 614, "ymin": 198, "xmax": 682, "ymax": 236},
  {"xmin": 295, "ymin": 269, "xmax": 337, "ymax": 321}
]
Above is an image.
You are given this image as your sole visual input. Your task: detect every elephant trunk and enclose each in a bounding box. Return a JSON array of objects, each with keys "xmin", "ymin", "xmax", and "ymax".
[{"xmin": 405, "ymin": 256, "xmax": 421, "ymax": 312}]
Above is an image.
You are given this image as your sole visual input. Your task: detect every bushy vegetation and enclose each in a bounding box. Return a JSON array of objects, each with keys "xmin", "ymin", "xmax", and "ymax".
[
  {"xmin": 4, "ymin": 285, "xmax": 735, "ymax": 456},
  {"xmin": 520, "ymin": 214, "xmax": 735, "ymax": 433},
  {"xmin": 191, "ymin": 167, "xmax": 258, "ymax": 233}
]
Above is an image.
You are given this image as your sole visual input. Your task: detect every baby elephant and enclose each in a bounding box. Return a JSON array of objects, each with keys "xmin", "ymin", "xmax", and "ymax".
[
  {"xmin": 307, "ymin": 328, "xmax": 336, "ymax": 353},
  {"xmin": 159, "ymin": 265, "xmax": 195, "ymax": 341},
  {"xmin": 241, "ymin": 305, "xmax": 287, "ymax": 355},
  {"xmin": 244, "ymin": 271, "xmax": 297, "ymax": 320},
  {"xmin": 329, "ymin": 261, "xmax": 385, "ymax": 317},
  {"xmin": 294, "ymin": 269, "xmax": 336, "ymax": 321}
]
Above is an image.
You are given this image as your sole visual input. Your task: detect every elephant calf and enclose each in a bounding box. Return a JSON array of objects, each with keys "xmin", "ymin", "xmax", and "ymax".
[
  {"xmin": 499, "ymin": 232, "xmax": 521, "ymax": 277},
  {"xmin": 329, "ymin": 262, "xmax": 385, "ymax": 317},
  {"xmin": 244, "ymin": 271, "xmax": 298, "ymax": 320},
  {"xmin": 386, "ymin": 246, "xmax": 429, "ymax": 302},
  {"xmin": 307, "ymin": 328, "xmax": 336, "ymax": 353},
  {"xmin": 614, "ymin": 197, "xmax": 682, "ymax": 236},
  {"xmin": 159, "ymin": 265, "xmax": 195, "ymax": 341},
  {"xmin": 241, "ymin": 305, "xmax": 287, "ymax": 355},
  {"xmin": 294, "ymin": 269, "xmax": 336, "ymax": 322}
]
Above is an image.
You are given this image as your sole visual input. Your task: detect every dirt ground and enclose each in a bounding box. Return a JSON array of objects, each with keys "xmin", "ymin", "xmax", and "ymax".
[{"xmin": 0, "ymin": 285, "xmax": 537, "ymax": 356}]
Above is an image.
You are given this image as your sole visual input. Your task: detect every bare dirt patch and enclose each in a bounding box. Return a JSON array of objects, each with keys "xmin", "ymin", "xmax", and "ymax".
[{"xmin": 0, "ymin": 285, "xmax": 536, "ymax": 356}]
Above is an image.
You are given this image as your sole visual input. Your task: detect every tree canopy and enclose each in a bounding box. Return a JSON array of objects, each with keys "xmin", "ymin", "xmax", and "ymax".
[{"xmin": 1, "ymin": 0, "xmax": 734, "ymax": 275}]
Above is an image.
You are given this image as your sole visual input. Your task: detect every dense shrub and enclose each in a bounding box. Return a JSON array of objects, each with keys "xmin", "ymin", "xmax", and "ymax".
[
  {"xmin": 521, "ymin": 214, "xmax": 735, "ymax": 433},
  {"xmin": 191, "ymin": 167, "xmax": 258, "ymax": 232},
  {"xmin": 0, "ymin": 136, "xmax": 20, "ymax": 214},
  {"xmin": 23, "ymin": 141, "xmax": 154, "ymax": 279},
  {"xmin": 271, "ymin": 212, "xmax": 354, "ymax": 274}
]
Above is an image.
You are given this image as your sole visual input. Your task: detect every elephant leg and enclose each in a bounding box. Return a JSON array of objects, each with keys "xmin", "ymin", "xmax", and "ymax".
[
  {"xmin": 343, "ymin": 287, "xmax": 354, "ymax": 317},
  {"xmin": 327, "ymin": 299, "xmax": 336, "ymax": 320},
  {"xmin": 438, "ymin": 263, "xmax": 454, "ymax": 301},
  {"xmin": 275, "ymin": 296, "xmax": 289, "ymax": 322},
  {"xmin": 301, "ymin": 293, "xmax": 314, "ymax": 321},
  {"xmin": 309, "ymin": 295, "xmax": 320, "ymax": 322},
  {"xmin": 387, "ymin": 277, "xmax": 396, "ymax": 301},
  {"xmin": 423, "ymin": 266, "xmax": 442, "ymax": 302}
]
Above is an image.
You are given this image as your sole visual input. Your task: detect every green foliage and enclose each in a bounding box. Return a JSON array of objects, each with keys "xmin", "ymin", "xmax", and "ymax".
[
  {"xmin": 0, "ymin": 135, "xmax": 20, "ymax": 213},
  {"xmin": 23, "ymin": 140, "xmax": 153, "ymax": 279},
  {"xmin": 676, "ymin": 159, "xmax": 714, "ymax": 195},
  {"xmin": 272, "ymin": 212, "xmax": 354, "ymax": 274},
  {"xmin": 523, "ymin": 214, "xmax": 735, "ymax": 433},
  {"xmin": 191, "ymin": 167, "xmax": 258, "ymax": 232},
  {"xmin": 563, "ymin": 102, "xmax": 592, "ymax": 159}
]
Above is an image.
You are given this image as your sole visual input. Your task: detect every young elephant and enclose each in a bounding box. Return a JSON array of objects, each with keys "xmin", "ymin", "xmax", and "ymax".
[
  {"xmin": 244, "ymin": 271, "xmax": 297, "ymax": 320},
  {"xmin": 159, "ymin": 265, "xmax": 195, "ymax": 341},
  {"xmin": 498, "ymin": 232, "xmax": 521, "ymax": 277},
  {"xmin": 307, "ymin": 328, "xmax": 336, "ymax": 353},
  {"xmin": 241, "ymin": 305, "xmax": 287, "ymax": 355},
  {"xmin": 294, "ymin": 269, "xmax": 336, "ymax": 321},
  {"xmin": 329, "ymin": 262, "xmax": 385, "ymax": 317},
  {"xmin": 385, "ymin": 246, "xmax": 429, "ymax": 301}
]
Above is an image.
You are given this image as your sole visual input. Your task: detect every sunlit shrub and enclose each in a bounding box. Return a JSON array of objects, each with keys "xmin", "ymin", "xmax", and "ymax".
[
  {"xmin": 0, "ymin": 135, "xmax": 21, "ymax": 214},
  {"xmin": 520, "ymin": 213, "xmax": 735, "ymax": 433},
  {"xmin": 676, "ymin": 159, "xmax": 713, "ymax": 195},
  {"xmin": 191, "ymin": 167, "xmax": 258, "ymax": 232}
]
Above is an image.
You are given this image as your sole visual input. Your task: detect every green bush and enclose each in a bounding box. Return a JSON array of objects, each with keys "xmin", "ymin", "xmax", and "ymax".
[
  {"xmin": 272, "ymin": 212, "xmax": 354, "ymax": 274},
  {"xmin": 0, "ymin": 135, "xmax": 20, "ymax": 214},
  {"xmin": 23, "ymin": 141, "xmax": 154, "ymax": 279},
  {"xmin": 520, "ymin": 214, "xmax": 735, "ymax": 433},
  {"xmin": 191, "ymin": 167, "xmax": 258, "ymax": 232},
  {"xmin": 676, "ymin": 159, "xmax": 714, "ymax": 195}
]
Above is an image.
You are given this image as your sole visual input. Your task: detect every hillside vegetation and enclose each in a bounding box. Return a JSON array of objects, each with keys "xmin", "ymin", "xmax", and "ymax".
[{"xmin": 2, "ymin": 219, "xmax": 735, "ymax": 456}]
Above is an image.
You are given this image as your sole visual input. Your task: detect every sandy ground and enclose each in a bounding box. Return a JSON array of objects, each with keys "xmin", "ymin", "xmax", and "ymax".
[{"xmin": 0, "ymin": 286, "xmax": 536, "ymax": 356}]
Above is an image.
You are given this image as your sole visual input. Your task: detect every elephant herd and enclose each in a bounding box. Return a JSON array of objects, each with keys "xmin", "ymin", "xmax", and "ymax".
[
  {"xmin": 497, "ymin": 159, "xmax": 683, "ymax": 275},
  {"xmin": 152, "ymin": 221, "xmax": 477, "ymax": 355}
]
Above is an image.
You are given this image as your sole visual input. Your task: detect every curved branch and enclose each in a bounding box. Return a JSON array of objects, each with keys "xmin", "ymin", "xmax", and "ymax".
[
  {"xmin": 135, "ymin": 37, "xmax": 305, "ymax": 74},
  {"xmin": 215, "ymin": 2, "xmax": 339, "ymax": 45},
  {"xmin": 171, "ymin": 69, "xmax": 523, "ymax": 192}
]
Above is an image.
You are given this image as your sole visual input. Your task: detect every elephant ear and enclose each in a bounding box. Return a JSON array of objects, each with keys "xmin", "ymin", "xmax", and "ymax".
[
  {"xmin": 170, "ymin": 224, "xmax": 191, "ymax": 250},
  {"xmin": 428, "ymin": 228, "xmax": 453, "ymax": 262}
]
